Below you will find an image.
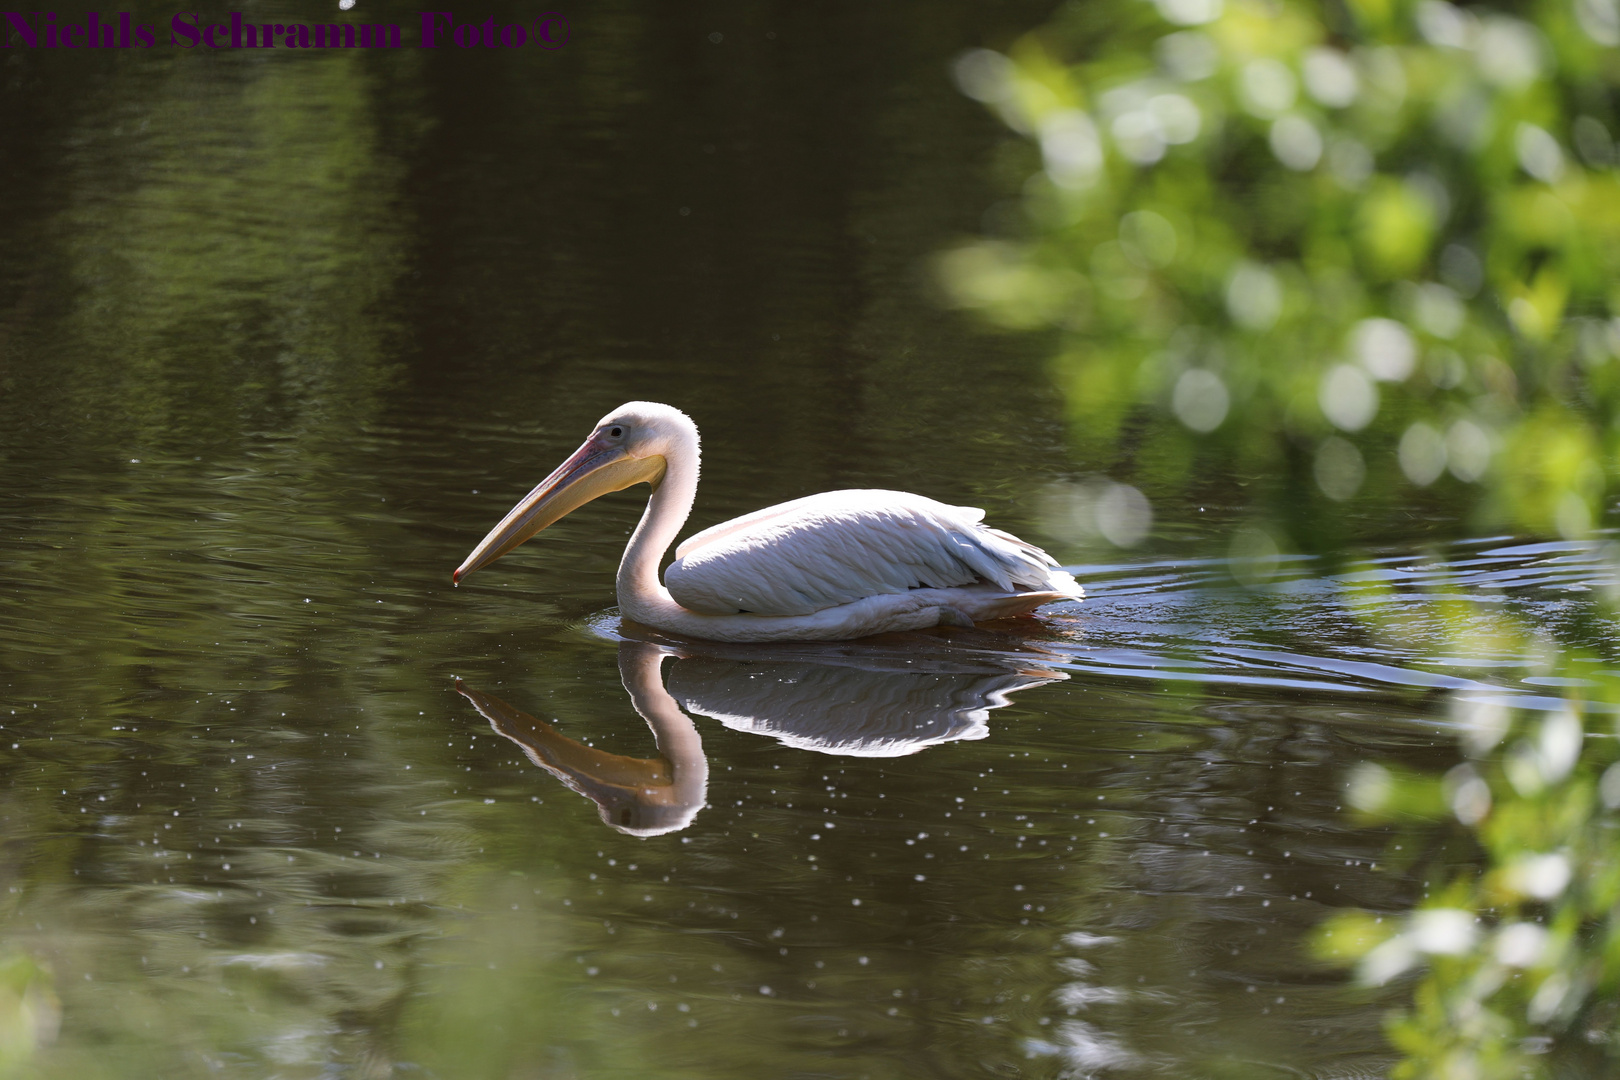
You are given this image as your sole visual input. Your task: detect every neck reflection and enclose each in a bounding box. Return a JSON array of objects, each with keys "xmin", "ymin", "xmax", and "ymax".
[{"xmin": 456, "ymin": 643, "xmax": 707, "ymax": 837}]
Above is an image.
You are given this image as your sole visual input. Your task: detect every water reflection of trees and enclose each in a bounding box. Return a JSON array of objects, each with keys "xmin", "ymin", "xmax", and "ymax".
[
  {"xmin": 0, "ymin": 38, "xmax": 430, "ymax": 1077},
  {"xmin": 0, "ymin": 2, "xmax": 1094, "ymax": 1072}
]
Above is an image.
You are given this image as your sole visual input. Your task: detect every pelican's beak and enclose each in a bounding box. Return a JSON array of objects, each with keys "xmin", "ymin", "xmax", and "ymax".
[{"xmin": 454, "ymin": 435, "xmax": 666, "ymax": 583}]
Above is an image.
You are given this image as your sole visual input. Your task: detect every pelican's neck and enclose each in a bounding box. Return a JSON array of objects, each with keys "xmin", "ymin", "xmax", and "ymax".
[{"xmin": 617, "ymin": 431, "xmax": 699, "ymax": 608}]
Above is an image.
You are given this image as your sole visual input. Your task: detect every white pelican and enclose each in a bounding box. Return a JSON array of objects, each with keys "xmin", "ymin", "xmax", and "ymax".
[{"xmin": 453, "ymin": 402, "xmax": 1083, "ymax": 642}]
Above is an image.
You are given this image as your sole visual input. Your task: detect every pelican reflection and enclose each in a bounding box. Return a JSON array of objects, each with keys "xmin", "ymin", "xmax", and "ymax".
[{"xmin": 456, "ymin": 637, "xmax": 1064, "ymax": 836}]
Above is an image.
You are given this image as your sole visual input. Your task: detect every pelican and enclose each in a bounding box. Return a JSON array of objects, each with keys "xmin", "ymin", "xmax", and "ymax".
[{"xmin": 453, "ymin": 402, "xmax": 1083, "ymax": 642}]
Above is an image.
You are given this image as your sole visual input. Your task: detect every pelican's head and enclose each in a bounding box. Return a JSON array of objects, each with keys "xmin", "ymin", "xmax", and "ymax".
[{"xmin": 454, "ymin": 402, "xmax": 697, "ymax": 584}]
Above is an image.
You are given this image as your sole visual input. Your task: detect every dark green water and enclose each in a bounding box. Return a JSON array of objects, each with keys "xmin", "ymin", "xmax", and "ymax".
[{"xmin": 2, "ymin": 3, "xmax": 1610, "ymax": 1077}]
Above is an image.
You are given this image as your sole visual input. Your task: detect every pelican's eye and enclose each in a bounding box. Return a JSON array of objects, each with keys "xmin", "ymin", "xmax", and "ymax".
[{"xmin": 608, "ymin": 425, "xmax": 625, "ymax": 438}]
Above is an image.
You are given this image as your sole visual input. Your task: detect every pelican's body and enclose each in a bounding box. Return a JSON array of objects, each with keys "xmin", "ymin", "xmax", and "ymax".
[{"xmin": 454, "ymin": 402, "xmax": 1082, "ymax": 642}]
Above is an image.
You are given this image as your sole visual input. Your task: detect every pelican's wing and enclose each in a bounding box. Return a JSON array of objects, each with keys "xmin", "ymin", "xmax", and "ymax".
[{"xmin": 664, "ymin": 489, "xmax": 1079, "ymax": 616}]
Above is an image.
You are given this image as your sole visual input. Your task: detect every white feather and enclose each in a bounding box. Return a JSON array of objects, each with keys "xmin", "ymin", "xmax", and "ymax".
[{"xmin": 665, "ymin": 489, "xmax": 1078, "ymax": 616}]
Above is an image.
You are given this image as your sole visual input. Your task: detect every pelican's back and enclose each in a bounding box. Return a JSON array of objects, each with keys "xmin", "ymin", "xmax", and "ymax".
[{"xmin": 664, "ymin": 489, "xmax": 1080, "ymax": 617}]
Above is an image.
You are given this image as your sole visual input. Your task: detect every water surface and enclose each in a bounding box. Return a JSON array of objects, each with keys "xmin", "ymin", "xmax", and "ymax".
[{"xmin": 3, "ymin": 4, "xmax": 1613, "ymax": 1077}]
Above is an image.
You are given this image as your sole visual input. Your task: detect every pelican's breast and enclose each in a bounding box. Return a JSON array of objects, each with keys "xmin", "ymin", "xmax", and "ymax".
[{"xmin": 663, "ymin": 489, "xmax": 1065, "ymax": 617}]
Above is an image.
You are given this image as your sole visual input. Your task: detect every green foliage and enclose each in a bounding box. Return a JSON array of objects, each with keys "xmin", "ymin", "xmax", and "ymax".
[
  {"xmin": 944, "ymin": 0, "xmax": 1620, "ymax": 548},
  {"xmin": 1299, "ymin": 553, "xmax": 1620, "ymax": 1077},
  {"xmin": 1320, "ymin": 689, "xmax": 1620, "ymax": 1079}
]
